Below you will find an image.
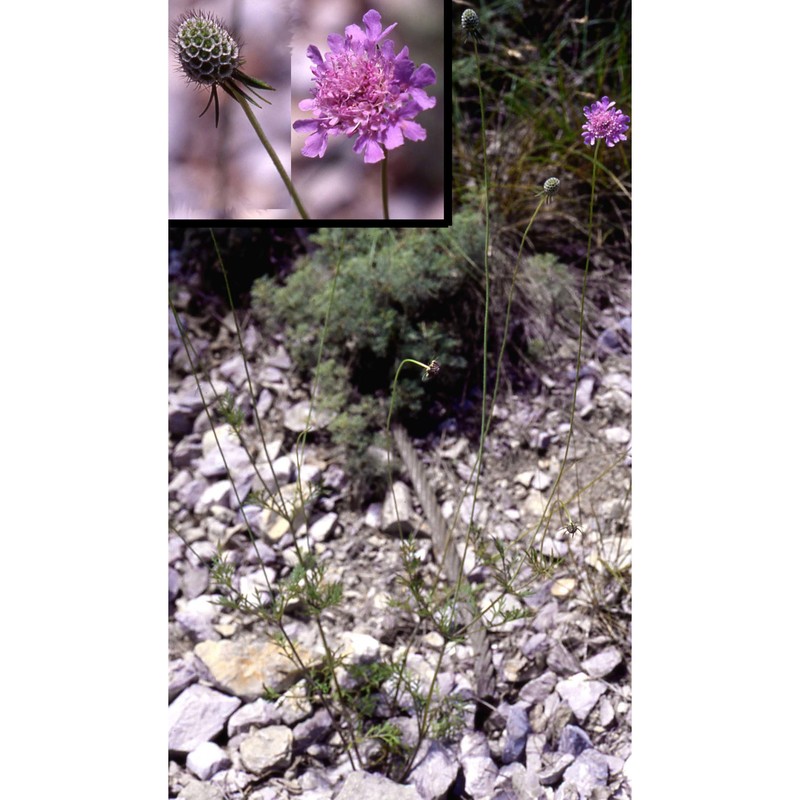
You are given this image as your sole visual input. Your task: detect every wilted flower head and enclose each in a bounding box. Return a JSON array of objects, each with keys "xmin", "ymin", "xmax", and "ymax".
[
  {"xmin": 293, "ymin": 9, "xmax": 437, "ymax": 164},
  {"xmin": 581, "ymin": 96, "xmax": 630, "ymax": 147},
  {"xmin": 171, "ymin": 10, "xmax": 274, "ymax": 127}
]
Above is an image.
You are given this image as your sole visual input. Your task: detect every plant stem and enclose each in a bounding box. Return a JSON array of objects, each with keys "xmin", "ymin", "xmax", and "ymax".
[
  {"xmin": 532, "ymin": 141, "xmax": 600, "ymax": 550},
  {"xmin": 381, "ymin": 151, "xmax": 390, "ymax": 220},
  {"xmin": 486, "ymin": 198, "xmax": 546, "ymax": 438},
  {"xmin": 466, "ymin": 34, "xmax": 491, "ymax": 576},
  {"xmin": 231, "ymin": 88, "xmax": 310, "ymax": 219}
]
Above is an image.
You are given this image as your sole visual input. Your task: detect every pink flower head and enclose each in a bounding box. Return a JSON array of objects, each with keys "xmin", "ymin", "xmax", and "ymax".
[
  {"xmin": 293, "ymin": 9, "xmax": 437, "ymax": 164},
  {"xmin": 581, "ymin": 96, "xmax": 630, "ymax": 147}
]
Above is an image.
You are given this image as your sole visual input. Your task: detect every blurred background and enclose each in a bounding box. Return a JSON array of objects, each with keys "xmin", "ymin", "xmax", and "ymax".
[{"xmin": 169, "ymin": 0, "xmax": 444, "ymax": 220}]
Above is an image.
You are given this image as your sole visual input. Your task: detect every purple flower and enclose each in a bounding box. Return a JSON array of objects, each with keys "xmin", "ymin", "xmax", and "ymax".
[
  {"xmin": 581, "ymin": 96, "xmax": 630, "ymax": 147},
  {"xmin": 292, "ymin": 9, "xmax": 437, "ymax": 164}
]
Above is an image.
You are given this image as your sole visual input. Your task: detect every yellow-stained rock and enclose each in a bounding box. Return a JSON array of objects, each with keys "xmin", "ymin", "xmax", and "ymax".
[{"xmin": 194, "ymin": 637, "xmax": 319, "ymax": 700}]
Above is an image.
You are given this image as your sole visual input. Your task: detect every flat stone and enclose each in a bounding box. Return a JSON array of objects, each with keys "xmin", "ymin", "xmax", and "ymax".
[
  {"xmin": 434, "ymin": 436, "xmax": 465, "ymax": 461},
  {"xmin": 252, "ymin": 454, "xmax": 295, "ymax": 491},
  {"xmin": 227, "ymin": 698, "xmax": 281, "ymax": 738},
  {"xmin": 168, "ymin": 684, "xmax": 241, "ymax": 752},
  {"xmin": 533, "ymin": 601, "xmax": 559, "ymax": 633},
  {"xmin": 334, "ymin": 771, "xmax": 423, "ymax": 800},
  {"xmin": 459, "ymin": 732, "xmax": 498, "ymax": 799},
  {"xmin": 175, "ymin": 596, "xmax": 220, "ymax": 642},
  {"xmin": 546, "ymin": 642, "xmax": 582, "ymax": 675},
  {"xmin": 562, "ymin": 748, "xmax": 609, "ymax": 796},
  {"xmin": 408, "ymin": 739, "xmax": 459, "ymax": 800},
  {"xmin": 194, "ymin": 638, "xmax": 312, "ymax": 700},
  {"xmin": 558, "ymin": 724, "xmax": 593, "ymax": 757},
  {"xmin": 283, "ymin": 401, "xmax": 334, "ymax": 433},
  {"xmin": 276, "ymin": 680, "xmax": 313, "ymax": 725},
  {"xmin": 493, "ymin": 762, "xmax": 539, "ymax": 798},
  {"xmin": 256, "ymin": 389, "xmax": 274, "ymax": 418},
  {"xmin": 538, "ymin": 753, "xmax": 575, "ymax": 786},
  {"xmin": 169, "ymin": 657, "xmax": 199, "ymax": 701},
  {"xmin": 604, "ymin": 426, "xmax": 631, "ymax": 445},
  {"xmin": 169, "ymin": 380, "xmax": 228, "ymax": 437},
  {"xmin": 602, "ymin": 372, "xmax": 631, "ymax": 393},
  {"xmin": 177, "ymin": 780, "xmax": 226, "ymax": 800},
  {"xmin": 500, "ymin": 702, "xmax": 531, "ymax": 764},
  {"xmin": 480, "ymin": 590, "xmax": 526, "ymax": 632},
  {"xmin": 265, "ymin": 346, "xmax": 292, "ymax": 370},
  {"xmin": 597, "ymin": 328, "xmax": 623, "ymax": 353},
  {"xmin": 513, "ymin": 470, "xmax": 535, "ymax": 488},
  {"xmin": 597, "ymin": 387, "xmax": 631, "ymax": 413},
  {"xmin": 530, "ymin": 468, "xmax": 553, "ymax": 492},
  {"xmin": 381, "ymin": 481, "xmax": 415, "ymax": 535},
  {"xmin": 197, "ymin": 427, "xmax": 251, "ymax": 476},
  {"xmin": 520, "ymin": 632, "xmax": 548, "ymax": 660},
  {"xmin": 182, "ymin": 564, "xmax": 210, "ymax": 600},
  {"xmin": 195, "ymin": 480, "xmax": 233, "ymax": 514},
  {"xmin": 556, "ymin": 674, "xmax": 607, "ymax": 721},
  {"xmin": 309, "ymin": 511, "xmax": 338, "ymax": 542},
  {"xmin": 169, "ymin": 568, "xmax": 181, "ymax": 604},
  {"xmin": 216, "ymin": 354, "xmax": 249, "ymax": 387},
  {"xmin": 265, "ymin": 514, "xmax": 292, "ymax": 543},
  {"xmin": 262, "ymin": 481, "xmax": 316, "ymax": 527},
  {"xmin": 519, "ymin": 671, "xmax": 557, "ymax": 706},
  {"xmin": 598, "ymin": 696, "xmax": 616, "ymax": 727},
  {"xmin": 293, "ymin": 708, "xmax": 334, "ymax": 749},
  {"xmin": 239, "ymin": 726, "xmax": 293, "ymax": 773},
  {"xmin": 522, "ymin": 490, "xmax": 548, "ymax": 518},
  {"xmin": 186, "ymin": 741, "xmax": 231, "ymax": 780},
  {"xmin": 238, "ymin": 568, "xmax": 276, "ymax": 606},
  {"xmin": 581, "ymin": 647, "xmax": 623, "ymax": 678},
  {"xmin": 550, "ymin": 577, "xmax": 577, "ymax": 597},
  {"xmin": 176, "ymin": 477, "xmax": 207, "ymax": 510},
  {"xmin": 364, "ymin": 502, "xmax": 383, "ymax": 529},
  {"xmin": 575, "ymin": 376, "xmax": 595, "ymax": 409},
  {"xmin": 337, "ymin": 631, "xmax": 382, "ymax": 664},
  {"xmin": 172, "ymin": 438, "xmax": 203, "ymax": 468}
]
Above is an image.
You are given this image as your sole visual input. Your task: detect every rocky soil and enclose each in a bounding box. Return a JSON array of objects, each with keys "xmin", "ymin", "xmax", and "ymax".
[{"xmin": 168, "ymin": 266, "xmax": 631, "ymax": 800}]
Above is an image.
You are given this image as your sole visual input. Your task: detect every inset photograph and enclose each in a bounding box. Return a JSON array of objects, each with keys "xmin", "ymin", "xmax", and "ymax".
[{"xmin": 169, "ymin": 0, "xmax": 445, "ymax": 221}]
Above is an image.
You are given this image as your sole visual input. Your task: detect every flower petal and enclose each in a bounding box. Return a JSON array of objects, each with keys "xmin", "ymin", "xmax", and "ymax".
[
  {"xmin": 306, "ymin": 45, "xmax": 323, "ymax": 67},
  {"xmin": 301, "ymin": 131, "xmax": 328, "ymax": 158},
  {"xmin": 354, "ymin": 135, "xmax": 385, "ymax": 163},
  {"xmin": 399, "ymin": 119, "xmax": 426, "ymax": 142},
  {"xmin": 383, "ymin": 124, "xmax": 404, "ymax": 150}
]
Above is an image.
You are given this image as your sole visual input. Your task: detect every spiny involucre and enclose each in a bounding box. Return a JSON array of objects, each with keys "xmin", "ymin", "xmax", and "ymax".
[{"xmin": 171, "ymin": 10, "xmax": 274, "ymax": 126}]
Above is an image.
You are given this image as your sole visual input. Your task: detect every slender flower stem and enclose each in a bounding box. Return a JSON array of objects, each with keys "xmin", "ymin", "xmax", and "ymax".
[
  {"xmin": 486, "ymin": 197, "xmax": 547, "ymax": 435},
  {"xmin": 531, "ymin": 141, "xmax": 600, "ymax": 550},
  {"xmin": 230, "ymin": 86, "xmax": 310, "ymax": 219},
  {"xmin": 381, "ymin": 150, "xmax": 390, "ymax": 220},
  {"xmin": 471, "ymin": 34, "xmax": 491, "ymax": 541}
]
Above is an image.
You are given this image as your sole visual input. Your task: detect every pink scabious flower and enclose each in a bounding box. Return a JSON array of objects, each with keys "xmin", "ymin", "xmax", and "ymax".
[
  {"xmin": 292, "ymin": 9, "xmax": 437, "ymax": 164},
  {"xmin": 581, "ymin": 96, "xmax": 630, "ymax": 147}
]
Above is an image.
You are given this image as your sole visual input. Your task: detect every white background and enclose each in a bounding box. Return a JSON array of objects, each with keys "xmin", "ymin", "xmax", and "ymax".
[{"xmin": 2, "ymin": 2, "xmax": 799, "ymax": 797}]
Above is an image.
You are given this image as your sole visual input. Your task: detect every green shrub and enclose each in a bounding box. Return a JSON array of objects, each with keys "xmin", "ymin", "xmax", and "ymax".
[{"xmin": 251, "ymin": 215, "xmax": 492, "ymax": 493}]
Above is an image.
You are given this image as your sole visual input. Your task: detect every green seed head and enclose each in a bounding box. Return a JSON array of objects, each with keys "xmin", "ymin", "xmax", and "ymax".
[
  {"xmin": 461, "ymin": 9, "xmax": 481, "ymax": 41},
  {"xmin": 543, "ymin": 177, "xmax": 560, "ymax": 202},
  {"xmin": 172, "ymin": 10, "xmax": 242, "ymax": 86}
]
